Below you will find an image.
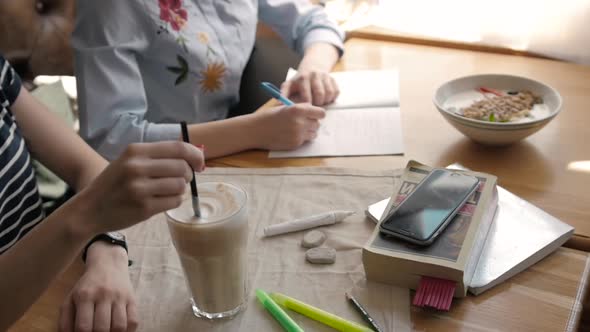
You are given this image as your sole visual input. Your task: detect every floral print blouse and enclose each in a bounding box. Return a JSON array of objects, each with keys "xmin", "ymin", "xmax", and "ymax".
[{"xmin": 73, "ymin": 0, "xmax": 344, "ymax": 160}]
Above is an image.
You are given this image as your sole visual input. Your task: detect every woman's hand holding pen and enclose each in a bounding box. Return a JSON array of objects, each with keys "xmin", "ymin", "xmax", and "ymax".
[{"xmin": 253, "ymin": 104, "xmax": 326, "ymax": 151}]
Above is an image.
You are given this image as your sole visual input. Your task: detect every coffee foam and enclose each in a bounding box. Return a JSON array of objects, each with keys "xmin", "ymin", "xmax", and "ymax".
[{"xmin": 168, "ymin": 182, "xmax": 244, "ymax": 225}]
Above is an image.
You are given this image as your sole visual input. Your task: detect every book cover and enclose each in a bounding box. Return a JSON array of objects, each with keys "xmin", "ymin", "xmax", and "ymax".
[
  {"xmin": 467, "ymin": 186, "xmax": 574, "ymax": 294},
  {"xmin": 362, "ymin": 161, "xmax": 498, "ymax": 297},
  {"xmin": 365, "ymin": 163, "xmax": 574, "ymax": 295}
]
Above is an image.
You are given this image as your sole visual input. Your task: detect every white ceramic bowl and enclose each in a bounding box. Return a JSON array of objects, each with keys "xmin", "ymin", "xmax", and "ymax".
[{"xmin": 433, "ymin": 74, "xmax": 562, "ymax": 145}]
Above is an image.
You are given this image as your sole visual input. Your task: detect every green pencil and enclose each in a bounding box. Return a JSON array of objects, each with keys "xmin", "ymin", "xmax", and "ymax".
[{"xmin": 256, "ymin": 289, "xmax": 304, "ymax": 332}]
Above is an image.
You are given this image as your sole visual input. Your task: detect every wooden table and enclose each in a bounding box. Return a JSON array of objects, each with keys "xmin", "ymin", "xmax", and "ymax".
[
  {"xmin": 10, "ymin": 38, "xmax": 590, "ymax": 331},
  {"xmin": 214, "ymin": 37, "xmax": 590, "ymax": 252},
  {"xmin": 14, "ymin": 243, "xmax": 589, "ymax": 332}
]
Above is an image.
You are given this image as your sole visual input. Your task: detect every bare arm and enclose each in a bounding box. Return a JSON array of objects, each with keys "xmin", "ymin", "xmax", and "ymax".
[
  {"xmin": 187, "ymin": 104, "xmax": 326, "ymax": 159},
  {"xmin": 187, "ymin": 113, "xmax": 259, "ymax": 159},
  {"xmin": 14, "ymin": 88, "xmax": 107, "ymax": 191},
  {"xmin": 0, "ymin": 88, "xmax": 108, "ymax": 328},
  {"xmin": 298, "ymin": 42, "xmax": 340, "ymax": 74},
  {"xmin": 259, "ymin": 1, "xmax": 343, "ymax": 106},
  {"xmin": 0, "ymin": 139, "xmax": 203, "ymax": 330},
  {"xmin": 10, "ymin": 88, "xmax": 142, "ymax": 331},
  {"xmin": 0, "ymin": 184, "xmax": 98, "ymax": 331},
  {"xmin": 0, "ymin": 89, "xmax": 204, "ymax": 330}
]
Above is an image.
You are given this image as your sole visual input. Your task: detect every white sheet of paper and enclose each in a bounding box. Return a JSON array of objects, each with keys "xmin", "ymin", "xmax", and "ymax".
[
  {"xmin": 269, "ymin": 107, "xmax": 404, "ymax": 158},
  {"xmin": 286, "ymin": 68, "xmax": 400, "ymax": 109}
]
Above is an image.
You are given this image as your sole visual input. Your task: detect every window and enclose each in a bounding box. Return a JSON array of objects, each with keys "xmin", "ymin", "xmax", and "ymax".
[{"xmin": 325, "ymin": 0, "xmax": 590, "ymax": 65}]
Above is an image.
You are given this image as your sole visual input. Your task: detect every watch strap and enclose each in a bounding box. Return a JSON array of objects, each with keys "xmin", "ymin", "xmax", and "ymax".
[{"xmin": 82, "ymin": 233, "xmax": 131, "ymax": 266}]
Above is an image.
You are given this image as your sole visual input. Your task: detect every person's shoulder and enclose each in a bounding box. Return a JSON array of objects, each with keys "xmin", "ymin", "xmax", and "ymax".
[
  {"xmin": 76, "ymin": 0, "xmax": 149, "ymax": 19},
  {"xmin": 0, "ymin": 54, "xmax": 16, "ymax": 83},
  {"xmin": 0, "ymin": 55, "xmax": 22, "ymax": 108},
  {"xmin": 74, "ymin": 0, "xmax": 154, "ymax": 46}
]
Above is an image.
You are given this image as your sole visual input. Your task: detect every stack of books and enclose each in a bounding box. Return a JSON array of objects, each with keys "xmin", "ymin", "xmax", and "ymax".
[{"xmin": 363, "ymin": 161, "xmax": 574, "ymax": 298}]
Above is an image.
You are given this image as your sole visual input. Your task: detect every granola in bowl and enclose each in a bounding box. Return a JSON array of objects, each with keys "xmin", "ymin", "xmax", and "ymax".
[{"xmin": 462, "ymin": 89, "xmax": 543, "ymax": 122}]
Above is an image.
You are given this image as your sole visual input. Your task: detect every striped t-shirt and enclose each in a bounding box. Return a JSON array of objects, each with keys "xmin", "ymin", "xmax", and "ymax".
[{"xmin": 0, "ymin": 56, "xmax": 44, "ymax": 254}]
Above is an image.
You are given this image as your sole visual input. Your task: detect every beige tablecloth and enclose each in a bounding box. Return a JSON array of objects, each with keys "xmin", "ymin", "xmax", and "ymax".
[{"xmin": 125, "ymin": 167, "xmax": 411, "ymax": 331}]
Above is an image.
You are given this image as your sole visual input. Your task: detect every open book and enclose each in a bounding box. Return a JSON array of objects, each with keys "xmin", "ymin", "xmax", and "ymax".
[
  {"xmin": 268, "ymin": 69, "xmax": 404, "ymax": 158},
  {"xmin": 365, "ymin": 163, "xmax": 574, "ymax": 295}
]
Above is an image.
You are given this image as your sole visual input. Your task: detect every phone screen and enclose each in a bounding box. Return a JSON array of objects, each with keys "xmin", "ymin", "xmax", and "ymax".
[{"xmin": 380, "ymin": 169, "xmax": 479, "ymax": 243}]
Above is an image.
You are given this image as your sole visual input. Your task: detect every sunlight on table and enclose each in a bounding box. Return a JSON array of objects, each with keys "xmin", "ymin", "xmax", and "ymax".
[{"xmin": 567, "ymin": 161, "xmax": 590, "ymax": 175}]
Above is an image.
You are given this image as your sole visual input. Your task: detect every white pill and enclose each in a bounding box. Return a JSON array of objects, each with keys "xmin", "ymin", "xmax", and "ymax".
[
  {"xmin": 306, "ymin": 247, "xmax": 336, "ymax": 264},
  {"xmin": 301, "ymin": 230, "xmax": 327, "ymax": 248}
]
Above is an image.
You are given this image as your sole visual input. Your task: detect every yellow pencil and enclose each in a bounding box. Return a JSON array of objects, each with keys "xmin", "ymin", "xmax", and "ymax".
[{"xmin": 270, "ymin": 292, "xmax": 374, "ymax": 332}]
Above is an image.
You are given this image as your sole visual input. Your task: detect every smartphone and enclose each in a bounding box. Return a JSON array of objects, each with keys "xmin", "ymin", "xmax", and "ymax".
[{"xmin": 379, "ymin": 169, "xmax": 479, "ymax": 246}]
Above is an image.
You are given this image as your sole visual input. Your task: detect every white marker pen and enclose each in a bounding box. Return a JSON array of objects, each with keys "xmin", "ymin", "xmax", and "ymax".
[{"xmin": 263, "ymin": 210, "xmax": 355, "ymax": 237}]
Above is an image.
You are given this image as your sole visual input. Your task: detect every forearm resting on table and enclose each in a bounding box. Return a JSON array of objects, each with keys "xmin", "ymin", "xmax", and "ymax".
[
  {"xmin": 0, "ymin": 194, "xmax": 97, "ymax": 331},
  {"xmin": 187, "ymin": 114, "xmax": 261, "ymax": 159},
  {"xmin": 298, "ymin": 42, "xmax": 341, "ymax": 73}
]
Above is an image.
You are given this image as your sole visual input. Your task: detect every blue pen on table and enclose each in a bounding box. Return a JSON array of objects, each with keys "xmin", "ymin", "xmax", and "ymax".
[{"xmin": 261, "ymin": 82, "xmax": 294, "ymax": 106}]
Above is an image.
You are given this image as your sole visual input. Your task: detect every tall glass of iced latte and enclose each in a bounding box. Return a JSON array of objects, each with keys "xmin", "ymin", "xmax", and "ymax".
[{"xmin": 166, "ymin": 182, "xmax": 248, "ymax": 319}]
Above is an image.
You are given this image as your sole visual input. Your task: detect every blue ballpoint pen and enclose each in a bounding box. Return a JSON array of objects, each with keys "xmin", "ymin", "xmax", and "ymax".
[{"xmin": 260, "ymin": 82, "xmax": 295, "ymax": 106}]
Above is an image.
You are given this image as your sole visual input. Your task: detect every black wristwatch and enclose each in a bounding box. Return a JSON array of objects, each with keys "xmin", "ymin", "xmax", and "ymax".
[{"xmin": 82, "ymin": 232, "xmax": 131, "ymax": 266}]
